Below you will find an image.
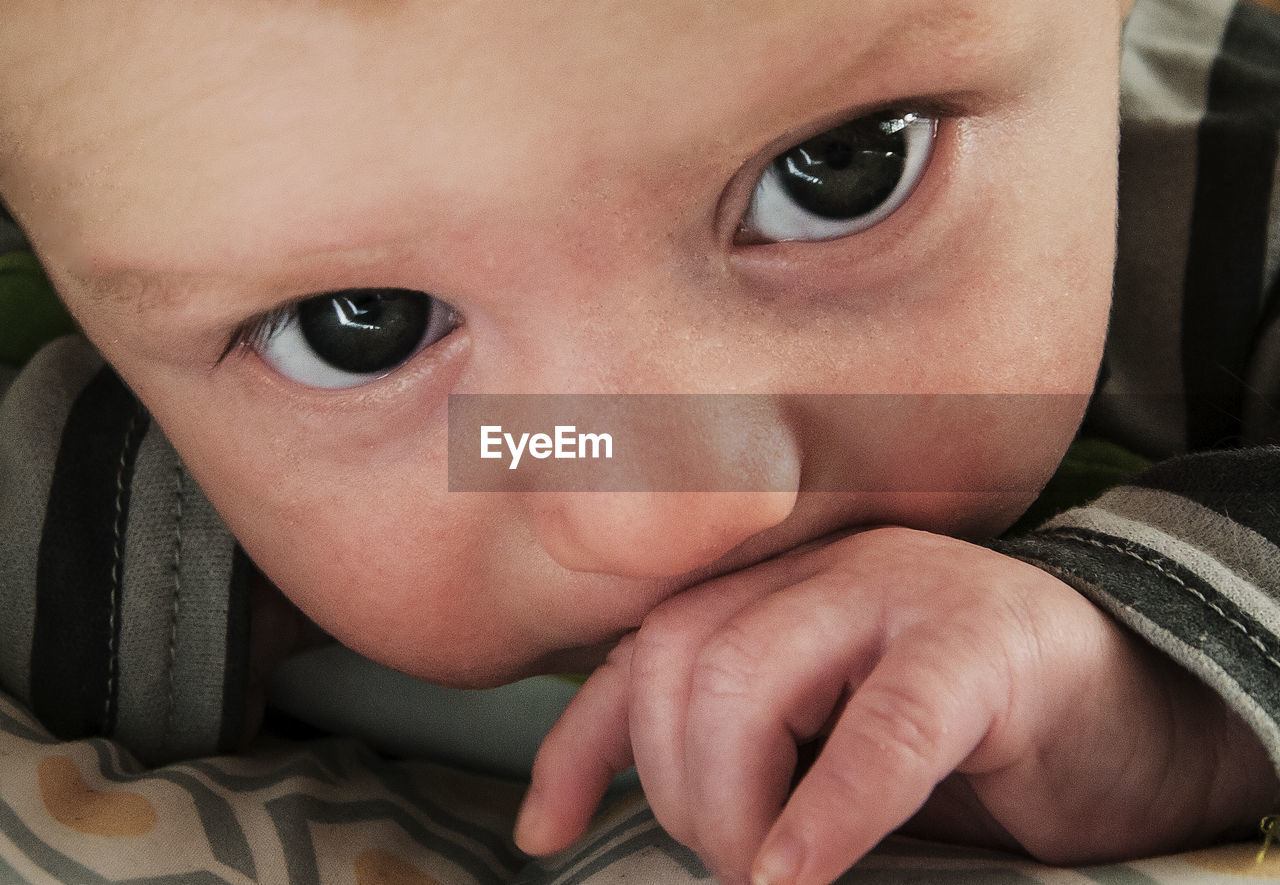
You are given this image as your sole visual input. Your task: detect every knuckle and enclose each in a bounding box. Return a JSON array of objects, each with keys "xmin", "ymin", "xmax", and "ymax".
[
  {"xmin": 852, "ymin": 682, "xmax": 949, "ymax": 773},
  {"xmin": 691, "ymin": 623, "xmax": 766, "ymax": 702},
  {"xmin": 631, "ymin": 611, "xmax": 689, "ymax": 678},
  {"xmin": 807, "ymin": 744, "xmax": 871, "ymax": 806}
]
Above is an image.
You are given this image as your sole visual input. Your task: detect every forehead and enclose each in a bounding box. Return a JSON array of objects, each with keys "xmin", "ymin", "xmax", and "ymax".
[{"xmin": 1, "ymin": 0, "xmax": 1058, "ymax": 277}]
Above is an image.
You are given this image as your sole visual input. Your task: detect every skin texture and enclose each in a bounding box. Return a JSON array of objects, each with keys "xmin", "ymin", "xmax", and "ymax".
[
  {"xmin": 0, "ymin": 0, "xmax": 1273, "ymax": 882},
  {"xmin": 0, "ymin": 0, "xmax": 1116, "ymax": 685}
]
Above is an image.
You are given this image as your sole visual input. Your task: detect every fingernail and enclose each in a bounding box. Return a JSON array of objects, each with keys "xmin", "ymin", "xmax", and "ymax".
[{"xmin": 752, "ymin": 834, "xmax": 805, "ymax": 885}]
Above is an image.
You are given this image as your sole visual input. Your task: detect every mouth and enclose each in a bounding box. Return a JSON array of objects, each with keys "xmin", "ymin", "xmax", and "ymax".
[
  {"xmin": 537, "ymin": 518, "xmax": 869, "ymax": 678},
  {"xmin": 674, "ymin": 511, "xmax": 867, "ymax": 589}
]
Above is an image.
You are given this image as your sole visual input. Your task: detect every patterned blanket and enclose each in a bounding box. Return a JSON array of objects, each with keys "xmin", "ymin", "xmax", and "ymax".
[{"xmin": 1, "ymin": 690, "xmax": 1276, "ymax": 884}]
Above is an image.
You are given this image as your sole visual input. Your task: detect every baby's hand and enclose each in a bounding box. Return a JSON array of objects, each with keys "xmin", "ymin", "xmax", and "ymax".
[{"xmin": 515, "ymin": 527, "xmax": 1277, "ymax": 884}]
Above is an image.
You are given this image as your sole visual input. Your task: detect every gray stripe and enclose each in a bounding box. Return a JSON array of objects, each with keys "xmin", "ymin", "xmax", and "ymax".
[
  {"xmin": 0, "ymin": 694, "xmax": 60, "ymax": 745},
  {"xmin": 548, "ymin": 828, "xmax": 711, "ymax": 885},
  {"xmin": 115, "ymin": 427, "xmax": 239, "ymax": 762},
  {"xmin": 519, "ymin": 809, "xmax": 711, "ymax": 885},
  {"xmin": 525, "ymin": 806, "xmax": 664, "ymax": 885},
  {"xmin": 1048, "ymin": 490, "xmax": 1280, "ymax": 635},
  {"xmin": 0, "ymin": 337, "xmax": 103, "ymax": 705},
  {"xmin": 0, "ymin": 844, "xmax": 41, "ymax": 885},
  {"xmin": 115, "ymin": 427, "xmax": 189, "ymax": 760},
  {"xmin": 86, "ymin": 741, "xmax": 257, "ymax": 882},
  {"xmin": 265, "ymin": 794, "xmax": 508, "ymax": 885},
  {"xmin": 166, "ymin": 464, "xmax": 239, "ymax": 759},
  {"xmin": 368, "ymin": 761, "xmax": 528, "ymax": 875},
  {"xmin": 836, "ymin": 869, "xmax": 1039, "ymax": 885},
  {"xmin": 1096, "ymin": 0, "xmax": 1235, "ymax": 456},
  {"xmin": 0, "ymin": 791, "xmax": 113, "ymax": 885},
  {"xmin": 1038, "ymin": 519, "xmax": 1280, "ymax": 677},
  {"xmin": 185, "ymin": 755, "xmax": 341, "ymax": 793}
]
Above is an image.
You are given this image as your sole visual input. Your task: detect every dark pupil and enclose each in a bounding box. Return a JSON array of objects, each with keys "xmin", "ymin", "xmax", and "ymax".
[
  {"xmin": 298, "ymin": 288, "xmax": 430, "ymax": 374},
  {"xmin": 775, "ymin": 114, "xmax": 909, "ymax": 220}
]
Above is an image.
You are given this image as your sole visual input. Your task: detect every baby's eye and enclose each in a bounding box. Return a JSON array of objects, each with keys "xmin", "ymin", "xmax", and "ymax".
[
  {"xmin": 741, "ymin": 110, "xmax": 936, "ymax": 243},
  {"xmin": 250, "ymin": 288, "xmax": 458, "ymax": 389}
]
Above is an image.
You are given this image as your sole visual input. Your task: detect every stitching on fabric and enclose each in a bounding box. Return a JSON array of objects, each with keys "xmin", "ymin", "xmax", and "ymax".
[
  {"xmin": 162, "ymin": 464, "xmax": 186, "ymax": 748},
  {"xmin": 1051, "ymin": 530, "xmax": 1280, "ymax": 673},
  {"xmin": 106, "ymin": 411, "xmax": 140, "ymax": 728}
]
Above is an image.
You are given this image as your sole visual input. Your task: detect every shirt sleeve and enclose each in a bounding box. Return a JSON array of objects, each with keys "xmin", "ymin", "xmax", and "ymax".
[
  {"xmin": 997, "ymin": 448, "xmax": 1280, "ymax": 780},
  {"xmin": 1088, "ymin": 0, "xmax": 1280, "ymax": 456},
  {"xmin": 0, "ymin": 335, "xmax": 252, "ymax": 764}
]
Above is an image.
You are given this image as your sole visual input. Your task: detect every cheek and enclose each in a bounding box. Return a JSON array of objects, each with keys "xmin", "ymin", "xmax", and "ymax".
[
  {"xmin": 163, "ymin": 407, "xmax": 669, "ymax": 685},
  {"xmin": 138, "ymin": 379, "xmax": 539, "ymax": 679},
  {"xmin": 907, "ymin": 128, "xmax": 1115, "ymax": 394},
  {"xmin": 208, "ymin": 458, "xmax": 541, "ymax": 682}
]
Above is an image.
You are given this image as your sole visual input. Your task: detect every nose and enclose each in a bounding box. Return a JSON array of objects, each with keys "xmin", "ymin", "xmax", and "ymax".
[
  {"xmin": 525, "ymin": 402, "xmax": 802, "ymax": 578},
  {"xmin": 532, "ymin": 489, "xmax": 799, "ymax": 577}
]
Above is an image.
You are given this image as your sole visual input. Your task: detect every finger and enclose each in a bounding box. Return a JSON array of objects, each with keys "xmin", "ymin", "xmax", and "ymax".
[
  {"xmin": 627, "ymin": 553, "xmax": 820, "ymax": 848},
  {"xmin": 681, "ymin": 578, "xmax": 881, "ymax": 880},
  {"xmin": 752, "ymin": 634, "xmax": 1006, "ymax": 885},
  {"xmin": 515, "ymin": 636, "xmax": 637, "ymax": 856}
]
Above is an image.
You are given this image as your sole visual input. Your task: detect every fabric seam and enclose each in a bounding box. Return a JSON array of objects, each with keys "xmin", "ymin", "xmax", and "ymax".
[
  {"xmin": 106, "ymin": 411, "xmax": 140, "ymax": 729},
  {"xmin": 1049, "ymin": 529, "xmax": 1280, "ymax": 672},
  {"xmin": 163, "ymin": 464, "xmax": 186, "ymax": 749}
]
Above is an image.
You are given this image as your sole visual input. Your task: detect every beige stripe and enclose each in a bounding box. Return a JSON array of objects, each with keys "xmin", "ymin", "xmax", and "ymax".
[
  {"xmin": 1094, "ymin": 0, "xmax": 1236, "ymax": 455},
  {"xmin": 1045, "ymin": 497, "xmax": 1280, "ymax": 639},
  {"xmin": 1094, "ymin": 484, "xmax": 1280, "ymax": 594}
]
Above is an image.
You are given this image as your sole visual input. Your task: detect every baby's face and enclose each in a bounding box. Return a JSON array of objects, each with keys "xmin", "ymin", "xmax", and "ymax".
[{"xmin": 2, "ymin": 1, "xmax": 1124, "ymax": 685}]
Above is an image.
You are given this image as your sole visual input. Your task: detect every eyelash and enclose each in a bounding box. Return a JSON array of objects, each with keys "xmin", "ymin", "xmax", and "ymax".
[
  {"xmin": 216, "ymin": 288, "xmax": 461, "ymax": 392},
  {"xmin": 729, "ymin": 97, "xmax": 965, "ymax": 248},
  {"xmin": 219, "ymin": 305, "xmax": 293, "ymax": 364}
]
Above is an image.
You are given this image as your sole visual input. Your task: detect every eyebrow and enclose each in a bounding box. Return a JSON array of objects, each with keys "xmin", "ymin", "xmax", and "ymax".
[
  {"xmin": 68, "ymin": 0, "xmax": 1052, "ymax": 317},
  {"xmin": 72, "ymin": 232, "xmax": 426, "ymax": 316}
]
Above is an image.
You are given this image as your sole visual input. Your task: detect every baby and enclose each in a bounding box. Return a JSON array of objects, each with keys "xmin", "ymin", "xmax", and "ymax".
[{"xmin": 1, "ymin": 1, "xmax": 1278, "ymax": 884}]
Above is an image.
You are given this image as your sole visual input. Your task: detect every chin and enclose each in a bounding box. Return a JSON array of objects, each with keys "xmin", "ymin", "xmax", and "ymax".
[{"xmin": 381, "ymin": 637, "xmax": 612, "ymax": 690}]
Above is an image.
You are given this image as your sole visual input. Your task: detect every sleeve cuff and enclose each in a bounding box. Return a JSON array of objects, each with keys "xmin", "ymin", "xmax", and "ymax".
[{"xmin": 996, "ymin": 448, "xmax": 1280, "ymax": 781}]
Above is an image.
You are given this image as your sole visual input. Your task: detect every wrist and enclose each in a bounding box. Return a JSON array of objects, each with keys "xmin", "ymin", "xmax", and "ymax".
[{"xmin": 1203, "ymin": 697, "xmax": 1280, "ymax": 845}]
